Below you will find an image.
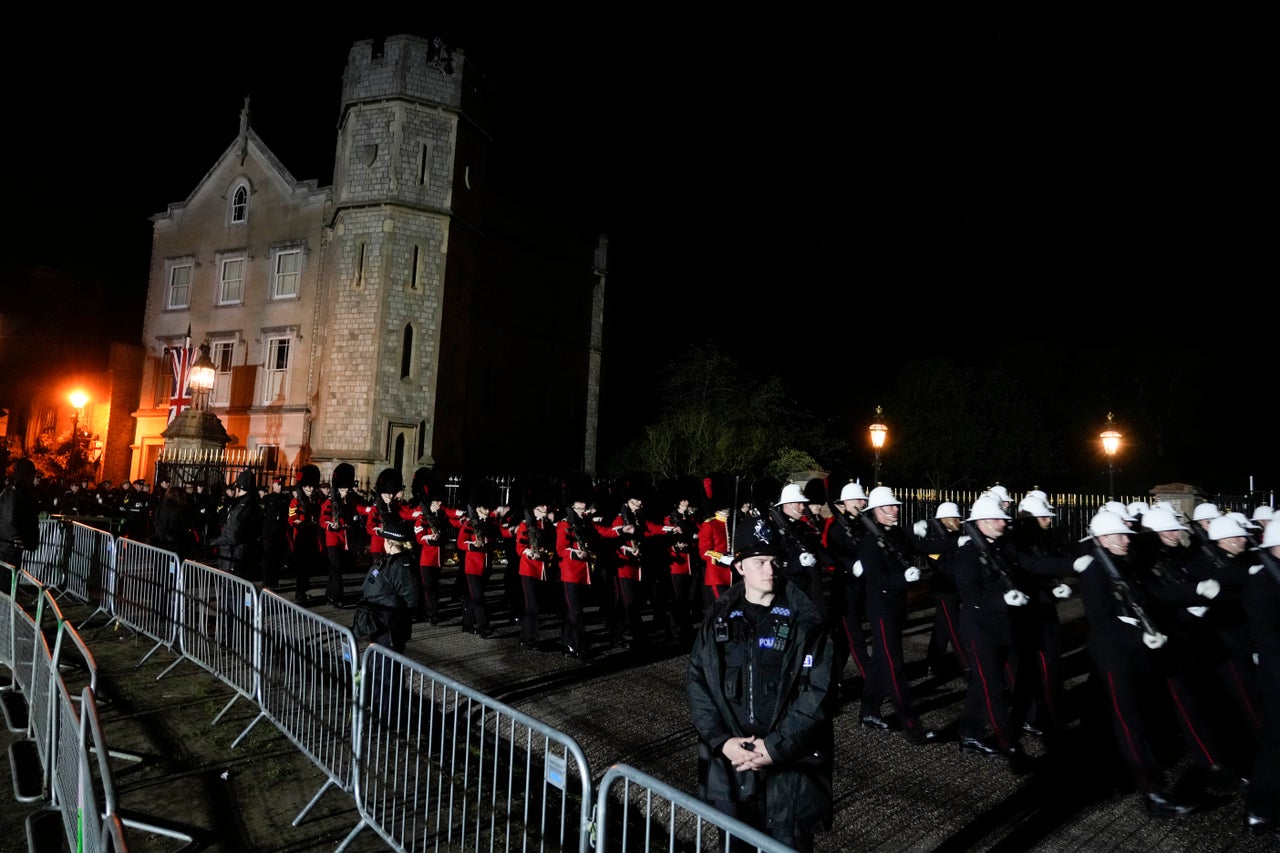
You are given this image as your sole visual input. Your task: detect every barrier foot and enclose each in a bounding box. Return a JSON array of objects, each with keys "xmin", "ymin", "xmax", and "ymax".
[
  {"xmin": 210, "ymin": 692, "xmax": 244, "ymax": 727},
  {"xmin": 118, "ymin": 810, "xmax": 198, "ymax": 849},
  {"xmin": 229, "ymin": 710, "xmax": 265, "ymax": 748},
  {"xmin": 155, "ymin": 653, "xmax": 190, "ymax": 681},
  {"xmin": 135, "ymin": 639, "xmax": 167, "ymax": 668},
  {"xmin": 83, "ymin": 611, "xmax": 123, "ymax": 637},
  {"xmin": 291, "ymin": 777, "xmax": 336, "ymax": 826},
  {"xmin": 334, "ymin": 819, "xmax": 369, "ymax": 853}
]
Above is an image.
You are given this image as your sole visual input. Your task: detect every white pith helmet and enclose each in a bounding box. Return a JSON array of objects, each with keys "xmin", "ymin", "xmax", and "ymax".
[
  {"xmin": 865, "ymin": 486, "xmax": 902, "ymax": 511},
  {"xmin": 934, "ymin": 501, "xmax": 962, "ymax": 519},
  {"xmin": 1208, "ymin": 516, "xmax": 1248, "ymax": 541},
  {"xmin": 1089, "ymin": 510, "xmax": 1133, "ymax": 538},
  {"xmin": 1192, "ymin": 503, "xmax": 1221, "ymax": 522},
  {"xmin": 968, "ymin": 496, "xmax": 1011, "ymax": 521},
  {"xmin": 839, "ymin": 481, "xmax": 869, "ymax": 502},
  {"xmin": 775, "ymin": 483, "xmax": 808, "ymax": 506},
  {"xmin": 1142, "ymin": 507, "xmax": 1188, "ymax": 532}
]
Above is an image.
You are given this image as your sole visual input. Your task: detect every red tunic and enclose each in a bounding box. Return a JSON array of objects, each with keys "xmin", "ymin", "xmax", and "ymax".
[
  {"xmin": 456, "ymin": 513, "xmax": 511, "ymax": 576},
  {"xmin": 515, "ymin": 515, "xmax": 556, "ymax": 580},
  {"xmin": 698, "ymin": 515, "xmax": 732, "ymax": 588},
  {"xmin": 601, "ymin": 513, "xmax": 666, "ymax": 581}
]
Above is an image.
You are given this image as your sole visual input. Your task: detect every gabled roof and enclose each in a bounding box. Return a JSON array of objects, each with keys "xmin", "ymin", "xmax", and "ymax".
[{"xmin": 150, "ymin": 127, "xmax": 329, "ymax": 223}]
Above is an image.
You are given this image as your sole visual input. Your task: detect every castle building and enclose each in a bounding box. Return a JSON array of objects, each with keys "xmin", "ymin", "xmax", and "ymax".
[{"xmin": 131, "ymin": 35, "xmax": 607, "ymax": 488}]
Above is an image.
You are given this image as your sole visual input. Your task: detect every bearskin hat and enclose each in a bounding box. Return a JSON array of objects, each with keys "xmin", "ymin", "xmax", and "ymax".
[
  {"xmin": 331, "ymin": 463, "xmax": 356, "ymax": 490},
  {"xmin": 470, "ymin": 478, "xmax": 501, "ymax": 510},
  {"xmin": 374, "ymin": 467, "xmax": 404, "ymax": 495},
  {"xmin": 411, "ymin": 467, "xmax": 442, "ymax": 504},
  {"xmin": 702, "ymin": 473, "xmax": 736, "ymax": 512},
  {"xmin": 803, "ymin": 476, "xmax": 828, "ymax": 506},
  {"xmin": 298, "ymin": 464, "xmax": 321, "ymax": 488},
  {"xmin": 523, "ymin": 475, "xmax": 556, "ymax": 511},
  {"xmin": 561, "ymin": 472, "xmax": 596, "ymax": 509}
]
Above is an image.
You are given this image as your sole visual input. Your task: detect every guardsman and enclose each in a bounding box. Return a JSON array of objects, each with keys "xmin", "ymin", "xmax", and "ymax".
[
  {"xmin": 697, "ymin": 475, "xmax": 736, "ymax": 623},
  {"xmin": 514, "ymin": 486, "xmax": 557, "ymax": 650},
  {"xmin": 557, "ymin": 477, "xmax": 605, "ymax": 660},
  {"xmin": 408, "ymin": 467, "xmax": 452, "ymax": 624},
  {"xmin": 287, "ymin": 465, "xmax": 325, "ymax": 605},
  {"xmin": 599, "ymin": 480, "xmax": 666, "ymax": 649},
  {"xmin": 260, "ymin": 476, "xmax": 290, "ymax": 591},
  {"xmin": 661, "ymin": 490, "xmax": 700, "ymax": 644},
  {"xmin": 456, "ymin": 479, "xmax": 511, "ymax": 639},
  {"xmin": 362, "ymin": 468, "xmax": 416, "ymax": 557},
  {"xmin": 321, "ymin": 463, "xmax": 363, "ymax": 607}
]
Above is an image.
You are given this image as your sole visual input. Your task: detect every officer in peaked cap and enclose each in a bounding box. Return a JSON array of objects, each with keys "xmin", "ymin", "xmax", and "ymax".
[{"xmin": 353, "ymin": 517, "xmax": 421, "ymax": 653}]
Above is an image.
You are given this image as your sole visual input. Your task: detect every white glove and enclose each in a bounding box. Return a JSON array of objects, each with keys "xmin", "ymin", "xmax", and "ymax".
[
  {"xmin": 1142, "ymin": 632, "xmax": 1168, "ymax": 649},
  {"xmin": 957, "ymin": 536, "xmax": 971, "ymax": 547},
  {"xmin": 851, "ymin": 560, "xmax": 864, "ymax": 578},
  {"xmin": 717, "ymin": 554, "xmax": 735, "ymax": 566},
  {"xmin": 913, "ymin": 520, "xmax": 929, "ymax": 537},
  {"xmin": 1256, "ymin": 653, "xmax": 1261, "ymax": 665},
  {"xmin": 1051, "ymin": 583, "xmax": 1072, "ymax": 599},
  {"xmin": 1195, "ymin": 579, "xmax": 1220, "ymax": 600},
  {"xmin": 904, "ymin": 567, "xmax": 921, "ymax": 582},
  {"xmin": 1118, "ymin": 615, "xmax": 1140, "ymax": 627},
  {"xmin": 1186, "ymin": 605, "xmax": 1208, "ymax": 618},
  {"xmin": 1073, "ymin": 555, "xmax": 1094, "ymax": 573},
  {"xmin": 799, "ymin": 552, "xmax": 817, "ymax": 568},
  {"xmin": 1004, "ymin": 589, "xmax": 1030, "ymax": 607}
]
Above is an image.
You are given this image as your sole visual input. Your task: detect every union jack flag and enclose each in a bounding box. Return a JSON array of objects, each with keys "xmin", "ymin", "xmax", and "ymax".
[{"xmin": 167, "ymin": 328, "xmax": 193, "ymax": 424}]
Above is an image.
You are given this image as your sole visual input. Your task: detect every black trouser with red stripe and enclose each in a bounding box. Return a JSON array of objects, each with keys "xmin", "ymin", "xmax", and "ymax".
[{"xmin": 860, "ymin": 590, "xmax": 923, "ymax": 731}]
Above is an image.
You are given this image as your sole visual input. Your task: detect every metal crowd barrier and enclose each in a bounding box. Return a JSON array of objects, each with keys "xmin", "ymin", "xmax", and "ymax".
[
  {"xmin": 108, "ymin": 539, "xmax": 181, "ymax": 666},
  {"xmin": 234, "ymin": 590, "xmax": 359, "ymax": 827},
  {"xmin": 158, "ymin": 559, "xmax": 260, "ymax": 723},
  {"xmin": 65, "ymin": 520, "xmax": 115, "ymax": 616},
  {"xmin": 20, "ymin": 518, "xmax": 68, "ymax": 591},
  {"xmin": 339, "ymin": 643, "xmax": 593, "ymax": 853},
  {"xmin": 593, "ymin": 764, "xmax": 794, "ymax": 853}
]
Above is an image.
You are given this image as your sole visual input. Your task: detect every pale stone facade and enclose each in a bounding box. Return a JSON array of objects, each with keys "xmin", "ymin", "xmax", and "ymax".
[{"xmin": 131, "ymin": 34, "xmax": 605, "ymax": 488}]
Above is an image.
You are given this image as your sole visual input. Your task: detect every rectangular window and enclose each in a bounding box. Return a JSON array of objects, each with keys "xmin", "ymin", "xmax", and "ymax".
[
  {"xmin": 151, "ymin": 355, "xmax": 171, "ymax": 407},
  {"xmin": 211, "ymin": 341, "xmax": 234, "ymax": 406},
  {"xmin": 418, "ymin": 143, "xmax": 432, "ymax": 186},
  {"xmin": 410, "ymin": 245, "xmax": 420, "ymax": 290},
  {"xmin": 273, "ymin": 249, "xmax": 301, "ymax": 299},
  {"xmin": 264, "ymin": 336, "xmax": 291, "ymax": 403},
  {"xmin": 219, "ymin": 257, "xmax": 245, "ymax": 304},
  {"xmin": 166, "ymin": 263, "xmax": 193, "ymax": 309}
]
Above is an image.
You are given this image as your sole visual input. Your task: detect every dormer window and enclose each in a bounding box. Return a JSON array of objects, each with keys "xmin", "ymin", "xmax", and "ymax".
[{"xmin": 231, "ymin": 184, "xmax": 248, "ymax": 224}]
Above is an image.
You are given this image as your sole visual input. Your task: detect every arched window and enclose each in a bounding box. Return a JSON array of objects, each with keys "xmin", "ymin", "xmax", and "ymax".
[
  {"xmin": 401, "ymin": 324, "xmax": 414, "ymax": 379},
  {"xmin": 230, "ymin": 184, "xmax": 248, "ymax": 223}
]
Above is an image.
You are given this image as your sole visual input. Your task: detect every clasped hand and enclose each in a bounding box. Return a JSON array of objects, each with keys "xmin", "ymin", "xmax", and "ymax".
[{"xmin": 722, "ymin": 736, "xmax": 773, "ymax": 771}]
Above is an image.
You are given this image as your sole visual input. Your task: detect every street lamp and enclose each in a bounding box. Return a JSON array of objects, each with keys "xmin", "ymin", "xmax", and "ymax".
[
  {"xmin": 1100, "ymin": 411, "xmax": 1122, "ymax": 497},
  {"xmin": 188, "ymin": 341, "xmax": 217, "ymax": 411},
  {"xmin": 869, "ymin": 405, "xmax": 888, "ymax": 486},
  {"xmin": 68, "ymin": 389, "xmax": 89, "ymax": 482}
]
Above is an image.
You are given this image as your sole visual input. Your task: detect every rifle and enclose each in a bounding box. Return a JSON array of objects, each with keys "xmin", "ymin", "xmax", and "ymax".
[
  {"xmin": 1253, "ymin": 546, "xmax": 1280, "ymax": 587},
  {"xmin": 524, "ymin": 509, "xmax": 553, "ymax": 562},
  {"xmin": 825, "ymin": 498, "xmax": 863, "ymax": 574},
  {"xmin": 857, "ymin": 511, "xmax": 911, "ymax": 568},
  {"xmin": 961, "ymin": 521, "xmax": 1016, "ymax": 592},
  {"xmin": 465, "ymin": 504, "xmax": 488, "ymax": 550},
  {"xmin": 1088, "ymin": 540, "xmax": 1164, "ymax": 638}
]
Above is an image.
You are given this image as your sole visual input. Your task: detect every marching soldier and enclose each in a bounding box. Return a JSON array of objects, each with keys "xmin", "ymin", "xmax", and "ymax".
[
  {"xmin": 514, "ymin": 487, "xmax": 557, "ymax": 650},
  {"xmin": 363, "ymin": 468, "xmax": 417, "ymax": 558},
  {"xmin": 697, "ymin": 475, "xmax": 737, "ymax": 623},
  {"xmin": 1243, "ymin": 518, "xmax": 1280, "ymax": 838},
  {"xmin": 768, "ymin": 482, "xmax": 833, "ymax": 616},
  {"xmin": 823, "ymin": 481, "xmax": 873, "ymax": 687},
  {"xmin": 599, "ymin": 481, "xmax": 666, "ymax": 649},
  {"xmin": 919, "ymin": 500, "xmax": 966, "ymax": 681},
  {"xmin": 260, "ymin": 476, "xmax": 290, "ymax": 591},
  {"xmin": 660, "ymin": 490, "xmax": 700, "ymax": 644},
  {"xmin": 321, "ymin": 463, "xmax": 363, "ymax": 607},
  {"xmin": 287, "ymin": 465, "xmax": 325, "ymax": 605},
  {"xmin": 456, "ymin": 479, "xmax": 511, "ymax": 639},
  {"xmin": 856, "ymin": 486, "xmax": 940, "ymax": 745},
  {"xmin": 557, "ymin": 479, "xmax": 605, "ymax": 660},
  {"xmin": 408, "ymin": 467, "xmax": 453, "ymax": 623}
]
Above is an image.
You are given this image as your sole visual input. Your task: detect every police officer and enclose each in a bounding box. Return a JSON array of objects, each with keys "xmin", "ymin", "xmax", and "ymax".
[
  {"xmin": 687, "ymin": 516, "xmax": 835, "ymax": 852},
  {"xmin": 353, "ymin": 518, "xmax": 422, "ymax": 653}
]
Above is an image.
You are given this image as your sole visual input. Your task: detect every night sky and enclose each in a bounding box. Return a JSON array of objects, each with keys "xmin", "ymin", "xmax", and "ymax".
[{"xmin": 6, "ymin": 10, "xmax": 1278, "ymax": 494}]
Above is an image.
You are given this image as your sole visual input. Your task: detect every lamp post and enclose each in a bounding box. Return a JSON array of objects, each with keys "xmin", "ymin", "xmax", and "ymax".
[
  {"xmin": 1100, "ymin": 411, "xmax": 1122, "ymax": 497},
  {"xmin": 160, "ymin": 338, "xmax": 230, "ymax": 480},
  {"xmin": 869, "ymin": 405, "xmax": 888, "ymax": 486},
  {"xmin": 68, "ymin": 390, "xmax": 88, "ymax": 479}
]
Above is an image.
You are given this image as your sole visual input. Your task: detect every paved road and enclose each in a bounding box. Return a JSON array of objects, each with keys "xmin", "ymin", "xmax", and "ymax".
[{"xmin": 2, "ymin": 563, "xmax": 1277, "ymax": 852}]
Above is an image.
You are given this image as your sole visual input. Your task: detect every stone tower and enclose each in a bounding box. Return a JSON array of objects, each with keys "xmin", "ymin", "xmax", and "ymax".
[{"xmin": 309, "ymin": 35, "xmax": 493, "ymax": 485}]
